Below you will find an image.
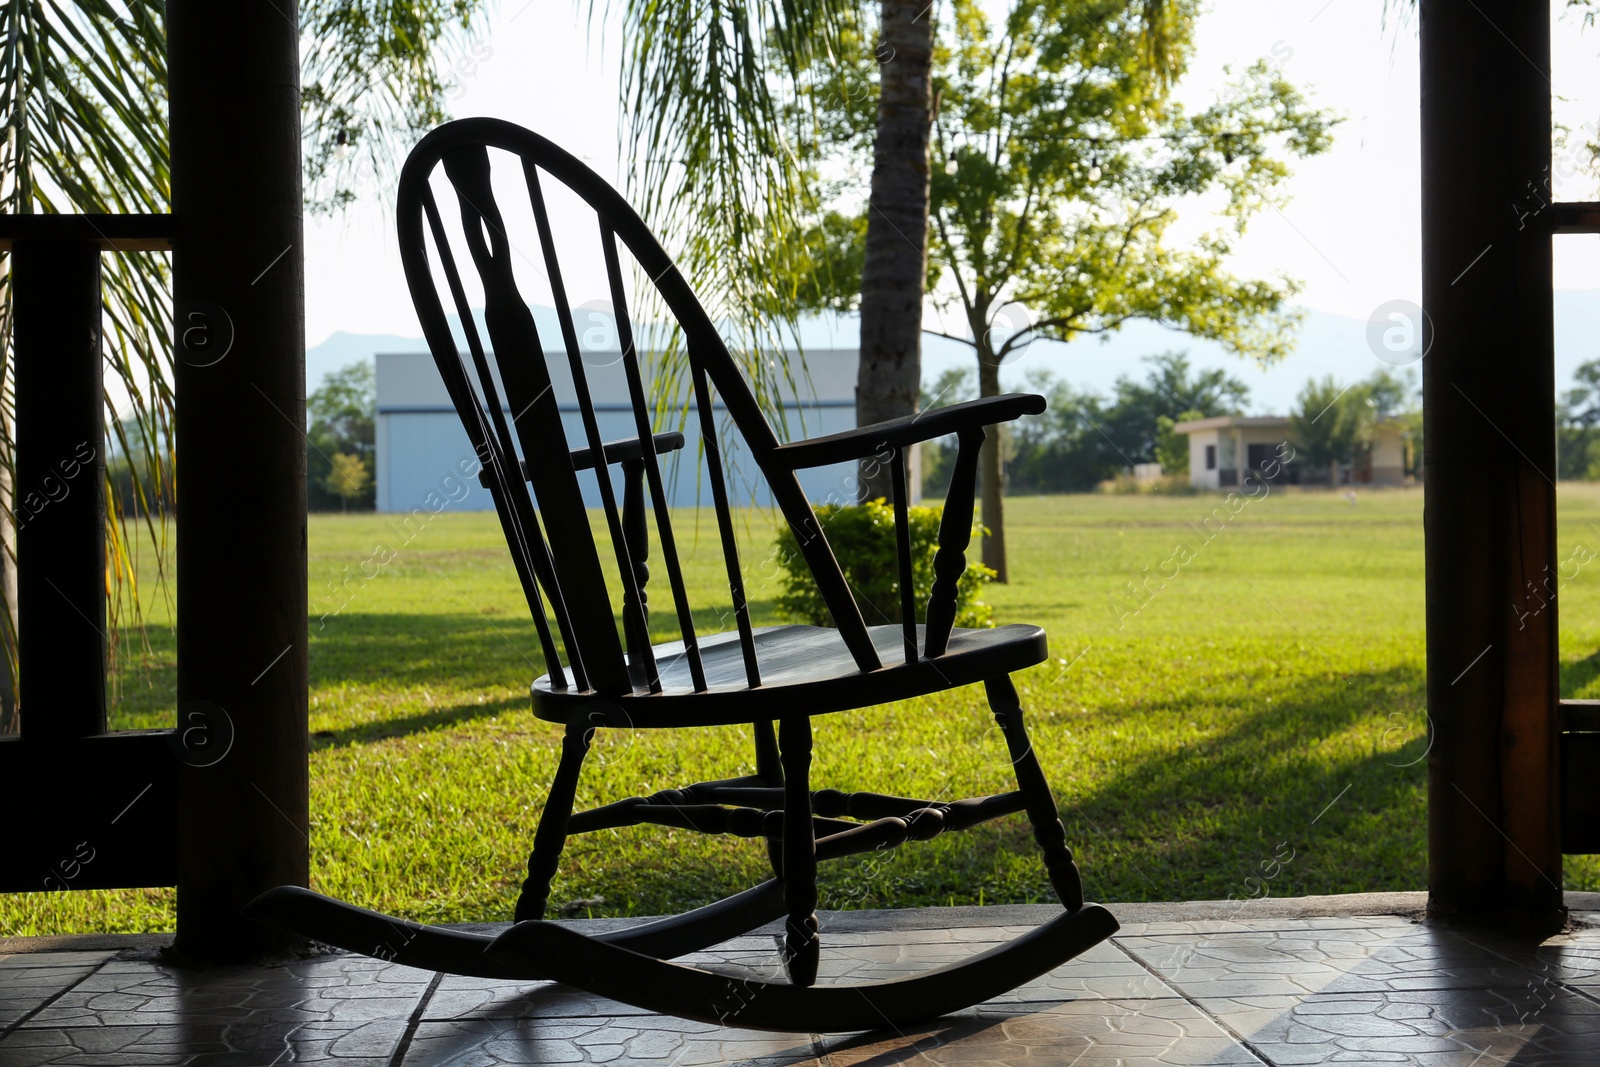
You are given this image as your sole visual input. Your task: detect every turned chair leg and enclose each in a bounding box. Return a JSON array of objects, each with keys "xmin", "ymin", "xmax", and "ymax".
[
  {"xmin": 755, "ymin": 720, "xmax": 786, "ymax": 879},
  {"xmin": 779, "ymin": 715, "xmax": 820, "ymax": 986},
  {"xmin": 514, "ymin": 719, "xmax": 593, "ymax": 923},
  {"xmin": 985, "ymin": 675, "xmax": 1085, "ymax": 911}
]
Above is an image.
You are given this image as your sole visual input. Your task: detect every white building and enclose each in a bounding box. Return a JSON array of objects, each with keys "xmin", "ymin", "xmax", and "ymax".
[
  {"xmin": 1172, "ymin": 414, "xmax": 1410, "ymax": 489},
  {"xmin": 374, "ymin": 349, "xmax": 862, "ymax": 513}
]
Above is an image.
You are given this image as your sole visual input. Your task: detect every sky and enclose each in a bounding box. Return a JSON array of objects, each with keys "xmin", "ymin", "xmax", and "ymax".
[{"xmin": 302, "ymin": 0, "xmax": 1600, "ymax": 398}]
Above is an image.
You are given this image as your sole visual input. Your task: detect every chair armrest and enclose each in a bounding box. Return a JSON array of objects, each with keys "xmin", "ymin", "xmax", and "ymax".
[
  {"xmin": 567, "ymin": 431, "xmax": 686, "ymax": 472},
  {"xmin": 478, "ymin": 431, "xmax": 686, "ymax": 487},
  {"xmin": 770, "ymin": 394, "xmax": 1045, "ymax": 470}
]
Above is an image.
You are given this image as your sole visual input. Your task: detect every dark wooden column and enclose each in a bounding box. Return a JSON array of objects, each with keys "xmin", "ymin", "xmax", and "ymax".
[
  {"xmin": 1422, "ymin": 0, "xmax": 1564, "ymax": 931},
  {"xmin": 12, "ymin": 240, "xmax": 105, "ymax": 743},
  {"xmin": 169, "ymin": 0, "xmax": 309, "ymax": 958}
]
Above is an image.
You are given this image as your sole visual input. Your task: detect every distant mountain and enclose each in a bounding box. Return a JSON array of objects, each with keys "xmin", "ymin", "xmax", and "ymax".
[
  {"xmin": 306, "ymin": 290, "xmax": 1600, "ymax": 413},
  {"xmin": 307, "ymin": 307, "xmax": 617, "ymax": 391},
  {"xmin": 307, "ymin": 331, "xmax": 427, "ymax": 390}
]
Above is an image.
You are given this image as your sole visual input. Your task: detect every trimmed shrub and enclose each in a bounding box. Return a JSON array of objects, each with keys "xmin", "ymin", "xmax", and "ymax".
[{"xmin": 773, "ymin": 499, "xmax": 995, "ymax": 629}]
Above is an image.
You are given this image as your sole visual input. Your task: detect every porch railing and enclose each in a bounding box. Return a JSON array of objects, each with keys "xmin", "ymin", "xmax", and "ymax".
[{"xmin": 0, "ymin": 215, "xmax": 179, "ymax": 892}]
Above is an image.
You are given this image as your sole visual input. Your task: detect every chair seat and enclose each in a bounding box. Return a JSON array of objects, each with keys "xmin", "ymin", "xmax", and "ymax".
[{"xmin": 531, "ymin": 623, "xmax": 1050, "ymax": 728}]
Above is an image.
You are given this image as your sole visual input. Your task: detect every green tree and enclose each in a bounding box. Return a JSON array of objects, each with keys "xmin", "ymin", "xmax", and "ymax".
[
  {"xmin": 309, "ymin": 362, "xmax": 377, "ymax": 512},
  {"xmin": 614, "ymin": 0, "xmax": 1186, "ymax": 504},
  {"xmin": 1003, "ymin": 369, "xmax": 1119, "ymax": 494},
  {"xmin": 1155, "ymin": 409, "xmax": 1205, "ymax": 475},
  {"xmin": 0, "ymin": 1, "xmax": 487, "ymax": 731},
  {"xmin": 1365, "ymin": 369, "xmax": 1411, "ymax": 419},
  {"xmin": 1290, "ymin": 376, "xmax": 1371, "ymax": 484},
  {"xmin": 1101, "ymin": 353, "xmax": 1249, "ymax": 466},
  {"xmin": 1003, "ymin": 358, "xmax": 1243, "ymax": 493},
  {"xmin": 324, "ymin": 454, "xmax": 373, "ymax": 511},
  {"xmin": 1558, "ymin": 357, "xmax": 1600, "ymax": 478},
  {"xmin": 784, "ymin": 0, "xmax": 1334, "ymax": 577}
]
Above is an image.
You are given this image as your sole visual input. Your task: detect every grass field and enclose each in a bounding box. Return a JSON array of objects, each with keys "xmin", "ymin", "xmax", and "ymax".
[{"xmin": 7, "ymin": 485, "xmax": 1600, "ymax": 936}]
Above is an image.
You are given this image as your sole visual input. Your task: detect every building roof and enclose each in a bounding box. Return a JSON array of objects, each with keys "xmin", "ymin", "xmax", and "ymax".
[
  {"xmin": 1171, "ymin": 415, "xmax": 1292, "ymax": 434},
  {"xmin": 1173, "ymin": 413, "xmax": 1413, "ymax": 435},
  {"xmin": 373, "ymin": 348, "xmax": 860, "ymax": 413}
]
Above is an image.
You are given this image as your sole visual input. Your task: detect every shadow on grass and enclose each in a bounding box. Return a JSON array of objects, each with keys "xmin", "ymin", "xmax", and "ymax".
[
  {"xmin": 1559, "ymin": 646, "xmax": 1600, "ymax": 697},
  {"xmin": 310, "ymin": 695, "xmax": 527, "ymax": 750},
  {"xmin": 111, "ymin": 606, "xmax": 782, "ymax": 729},
  {"xmin": 112, "ymin": 610, "xmax": 1432, "ymax": 908},
  {"xmin": 309, "ymin": 604, "xmax": 781, "ymax": 688},
  {"xmin": 1042, "ymin": 661, "xmax": 1429, "ymax": 904}
]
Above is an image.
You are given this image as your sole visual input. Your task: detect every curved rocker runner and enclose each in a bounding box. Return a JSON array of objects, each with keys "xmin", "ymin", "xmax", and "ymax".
[{"xmin": 247, "ymin": 118, "xmax": 1118, "ymax": 1032}]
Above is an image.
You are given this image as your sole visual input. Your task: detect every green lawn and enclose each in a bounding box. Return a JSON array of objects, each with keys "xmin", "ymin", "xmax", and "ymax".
[{"xmin": 7, "ymin": 485, "xmax": 1600, "ymax": 936}]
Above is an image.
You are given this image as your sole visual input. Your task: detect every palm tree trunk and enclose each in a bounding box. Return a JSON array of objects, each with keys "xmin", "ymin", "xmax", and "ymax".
[
  {"xmin": 855, "ymin": 0, "xmax": 933, "ymax": 502},
  {"xmin": 976, "ymin": 346, "xmax": 1008, "ymax": 582}
]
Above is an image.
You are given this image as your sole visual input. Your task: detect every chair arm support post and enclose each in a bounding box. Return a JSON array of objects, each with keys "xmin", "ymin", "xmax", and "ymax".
[
  {"xmin": 890, "ymin": 448, "xmax": 919, "ymax": 664},
  {"xmin": 924, "ymin": 428, "xmax": 986, "ymax": 657}
]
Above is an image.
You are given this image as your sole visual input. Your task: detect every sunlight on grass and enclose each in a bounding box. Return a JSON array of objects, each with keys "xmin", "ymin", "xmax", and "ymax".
[{"xmin": 7, "ymin": 485, "xmax": 1599, "ymax": 935}]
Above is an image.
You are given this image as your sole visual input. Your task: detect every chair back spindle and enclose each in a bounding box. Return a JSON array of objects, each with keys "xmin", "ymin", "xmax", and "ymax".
[
  {"xmin": 417, "ymin": 183, "xmax": 578, "ymax": 689},
  {"xmin": 441, "ymin": 146, "xmax": 628, "ymax": 693},
  {"xmin": 601, "ymin": 227, "xmax": 708, "ymax": 692},
  {"xmin": 397, "ymin": 120, "xmax": 905, "ymax": 694},
  {"xmin": 523, "ymin": 160, "xmax": 658, "ymax": 690},
  {"xmin": 691, "ymin": 359, "xmax": 761, "ymax": 688}
]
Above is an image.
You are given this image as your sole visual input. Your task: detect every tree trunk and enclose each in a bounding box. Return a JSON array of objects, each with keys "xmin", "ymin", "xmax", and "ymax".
[
  {"xmin": 855, "ymin": 0, "xmax": 933, "ymax": 502},
  {"xmin": 976, "ymin": 345, "xmax": 1008, "ymax": 582}
]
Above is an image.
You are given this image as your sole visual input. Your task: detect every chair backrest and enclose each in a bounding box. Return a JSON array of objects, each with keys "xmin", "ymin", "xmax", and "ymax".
[{"xmin": 395, "ymin": 118, "xmax": 879, "ymax": 697}]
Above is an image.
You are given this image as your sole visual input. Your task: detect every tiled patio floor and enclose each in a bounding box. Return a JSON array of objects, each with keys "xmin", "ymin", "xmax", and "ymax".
[{"xmin": 2, "ymin": 894, "xmax": 1597, "ymax": 1065}]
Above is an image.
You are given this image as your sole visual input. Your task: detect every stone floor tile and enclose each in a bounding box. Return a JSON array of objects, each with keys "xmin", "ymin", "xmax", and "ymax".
[
  {"xmin": 0, "ymin": 960, "xmax": 105, "ymax": 1031},
  {"xmin": 21, "ymin": 954, "xmax": 434, "ymax": 1032},
  {"xmin": 1114, "ymin": 915, "xmax": 1417, "ymax": 938},
  {"xmin": 8, "ymin": 908, "xmax": 1600, "ymax": 1065},
  {"xmin": 1116, "ymin": 925, "xmax": 1549, "ymax": 999},
  {"xmin": 990, "ymin": 940, "xmax": 1182, "ymax": 1004},
  {"xmin": 819, "ymin": 1000, "xmax": 1262, "ymax": 1066},
  {"xmin": 402, "ymin": 1016, "xmax": 815, "ymax": 1066},
  {"xmin": 1195, "ymin": 986, "xmax": 1600, "ymax": 1066},
  {"xmin": 0, "ymin": 953, "xmax": 115, "ymax": 971},
  {"xmin": 1451, "ymin": 928, "xmax": 1600, "ymax": 989},
  {"xmin": 0, "ymin": 1017, "xmax": 411, "ymax": 1065},
  {"xmin": 426, "ymin": 977, "xmax": 657, "ymax": 1021}
]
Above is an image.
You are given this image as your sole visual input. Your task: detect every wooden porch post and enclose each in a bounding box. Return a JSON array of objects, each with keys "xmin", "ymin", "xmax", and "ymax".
[
  {"xmin": 169, "ymin": 0, "xmax": 310, "ymax": 958},
  {"xmin": 1421, "ymin": 0, "xmax": 1564, "ymax": 930}
]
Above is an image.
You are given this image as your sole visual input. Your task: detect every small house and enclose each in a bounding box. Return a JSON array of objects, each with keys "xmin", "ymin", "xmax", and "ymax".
[{"xmin": 1172, "ymin": 414, "xmax": 1411, "ymax": 489}]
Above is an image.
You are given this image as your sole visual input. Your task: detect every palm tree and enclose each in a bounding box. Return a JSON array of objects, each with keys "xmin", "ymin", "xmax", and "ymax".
[
  {"xmin": 854, "ymin": 0, "xmax": 933, "ymax": 502},
  {"xmin": 608, "ymin": 0, "xmax": 1182, "ymax": 506},
  {"xmin": 0, "ymin": 0, "xmax": 491, "ymax": 733}
]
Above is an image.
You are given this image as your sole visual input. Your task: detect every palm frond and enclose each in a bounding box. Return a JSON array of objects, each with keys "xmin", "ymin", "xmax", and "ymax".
[
  {"xmin": 0, "ymin": 0, "xmax": 489, "ymax": 731},
  {"xmin": 604, "ymin": 0, "xmax": 854, "ymax": 427}
]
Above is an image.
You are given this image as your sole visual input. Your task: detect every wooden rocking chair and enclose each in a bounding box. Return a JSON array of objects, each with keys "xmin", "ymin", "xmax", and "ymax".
[{"xmin": 248, "ymin": 117, "xmax": 1117, "ymax": 1032}]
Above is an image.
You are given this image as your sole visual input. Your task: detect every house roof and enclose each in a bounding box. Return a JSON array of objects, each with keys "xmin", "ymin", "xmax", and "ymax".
[
  {"xmin": 1173, "ymin": 413, "xmax": 1412, "ymax": 436},
  {"xmin": 1171, "ymin": 415, "xmax": 1292, "ymax": 434}
]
